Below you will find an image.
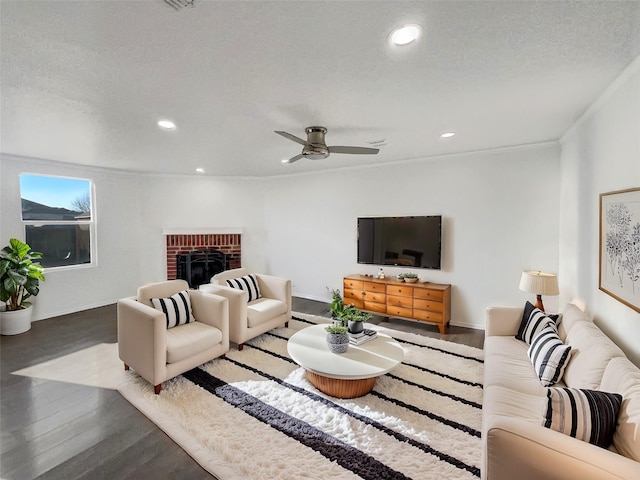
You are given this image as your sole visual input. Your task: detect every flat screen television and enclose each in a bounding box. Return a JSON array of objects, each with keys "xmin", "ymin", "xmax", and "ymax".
[{"xmin": 357, "ymin": 216, "xmax": 442, "ymax": 270}]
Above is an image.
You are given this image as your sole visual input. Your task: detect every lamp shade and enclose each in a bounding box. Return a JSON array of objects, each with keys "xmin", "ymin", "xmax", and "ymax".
[{"xmin": 519, "ymin": 271, "xmax": 559, "ymax": 296}]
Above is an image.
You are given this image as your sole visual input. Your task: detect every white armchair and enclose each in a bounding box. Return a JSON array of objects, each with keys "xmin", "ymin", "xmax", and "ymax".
[
  {"xmin": 199, "ymin": 268, "xmax": 291, "ymax": 350},
  {"xmin": 117, "ymin": 279, "xmax": 229, "ymax": 394}
]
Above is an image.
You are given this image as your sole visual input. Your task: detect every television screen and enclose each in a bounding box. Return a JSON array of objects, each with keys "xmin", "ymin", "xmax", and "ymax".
[{"xmin": 357, "ymin": 216, "xmax": 442, "ymax": 269}]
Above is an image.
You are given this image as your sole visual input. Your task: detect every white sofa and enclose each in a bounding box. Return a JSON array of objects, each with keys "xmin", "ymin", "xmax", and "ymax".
[
  {"xmin": 482, "ymin": 303, "xmax": 640, "ymax": 480},
  {"xmin": 199, "ymin": 267, "xmax": 291, "ymax": 350}
]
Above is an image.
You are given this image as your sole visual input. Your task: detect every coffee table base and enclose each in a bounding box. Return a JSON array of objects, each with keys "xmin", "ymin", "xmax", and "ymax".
[{"xmin": 306, "ymin": 371, "xmax": 376, "ymax": 399}]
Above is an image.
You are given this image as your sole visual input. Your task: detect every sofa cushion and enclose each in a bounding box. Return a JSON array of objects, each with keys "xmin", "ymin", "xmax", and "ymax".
[
  {"xmin": 516, "ymin": 301, "xmax": 558, "ymax": 344},
  {"xmin": 226, "ymin": 274, "xmax": 261, "ymax": 302},
  {"xmin": 528, "ymin": 325, "xmax": 572, "ymax": 387},
  {"xmin": 484, "ymin": 336, "xmax": 552, "ymax": 395},
  {"xmin": 600, "ymin": 357, "xmax": 640, "ymax": 462},
  {"xmin": 151, "ymin": 290, "xmax": 194, "ymax": 328},
  {"xmin": 247, "ymin": 297, "xmax": 287, "ymax": 327},
  {"xmin": 557, "ymin": 302, "xmax": 592, "ymax": 341},
  {"xmin": 563, "ymin": 321, "xmax": 625, "ymax": 389},
  {"xmin": 543, "ymin": 387, "xmax": 622, "ymax": 449},
  {"xmin": 166, "ymin": 321, "xmax": 223, "ymax": 363}
]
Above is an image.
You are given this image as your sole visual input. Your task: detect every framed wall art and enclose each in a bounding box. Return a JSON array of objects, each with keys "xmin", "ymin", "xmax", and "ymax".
[{"xmin": 599, "ymin": 187, "xmax": 640, "ymax": 313}]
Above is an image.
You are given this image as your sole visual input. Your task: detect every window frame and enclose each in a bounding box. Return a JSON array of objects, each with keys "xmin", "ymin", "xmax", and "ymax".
[{"xmin": 19, "ymin": 173, "xmax": 97, "ymax": 271}]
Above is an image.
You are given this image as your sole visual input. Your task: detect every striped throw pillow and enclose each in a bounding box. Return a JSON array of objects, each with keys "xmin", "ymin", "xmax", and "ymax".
[
  {"xmin": 151, "ymin": 290, "xmax": 194, "ymax": 329},
  {"xmin": 527, "ymin": 325, "xmax": 572, "ymax": 386},
  {"xmin": 543, "ymin": 387, "xmax": 622, "ymax": 449},
  {"xmin": 516, "ymin": 301, "xmax": 559, "ymax": 344},
  {"xmin": 226, "ymin": 274, "xmax": 261, "ymax": 302}
]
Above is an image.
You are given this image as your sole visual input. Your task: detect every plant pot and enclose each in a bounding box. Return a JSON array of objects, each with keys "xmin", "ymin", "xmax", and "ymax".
[
  {"xmin": 404, "ymin": 277, "xmax": 418, "ymax": 283},
  {"xmin": 348, "ymin": 320, "xmax": 364, "ymax": 335},
  {"xmin": 326, "ymin": 332, "xmax": 349, "ymax": 354},
  {"xmin": 0, "ymin": 305, "xmax": 33, "ymax": 335}
]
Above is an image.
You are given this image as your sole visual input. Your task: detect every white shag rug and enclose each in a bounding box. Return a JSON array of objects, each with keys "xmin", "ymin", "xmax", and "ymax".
[{"xmin": 118, "ymin": 313, "xmax": 484, "ymax": 480}]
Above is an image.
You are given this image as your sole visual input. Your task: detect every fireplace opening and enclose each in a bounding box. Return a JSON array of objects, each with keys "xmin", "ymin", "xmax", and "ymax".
[{"xmin": 176, "ymin": 249, "xmax": 229, "ymax": 288}]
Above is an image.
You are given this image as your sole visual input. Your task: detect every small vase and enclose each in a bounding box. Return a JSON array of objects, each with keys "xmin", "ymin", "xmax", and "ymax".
[
  {"xmin": 348, "ymin": 320, "xmax": 364, "ymax": 335},
  {"xmin": 326, "ymin": 332, "xmax": 349, "ymax": 353}
]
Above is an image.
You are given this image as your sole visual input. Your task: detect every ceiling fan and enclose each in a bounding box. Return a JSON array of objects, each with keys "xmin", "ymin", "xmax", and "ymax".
[{"xmin": 275, "ymin": 126, "xmax": 380, "ymax": 164}]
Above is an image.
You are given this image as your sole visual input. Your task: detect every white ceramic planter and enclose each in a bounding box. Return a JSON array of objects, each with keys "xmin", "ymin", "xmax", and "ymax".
[{"xmin": 0, "ymin": 306, "xmax": 33, "ymax": 335}]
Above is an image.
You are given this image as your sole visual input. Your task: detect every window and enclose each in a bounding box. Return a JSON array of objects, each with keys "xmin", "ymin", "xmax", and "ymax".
[{"xmin": 19, "ymin": 174, "xmax": 95, "ymax": 269}]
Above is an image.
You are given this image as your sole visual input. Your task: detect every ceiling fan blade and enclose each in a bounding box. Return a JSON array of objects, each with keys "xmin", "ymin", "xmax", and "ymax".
[
  {"xmin": 284, "ymin": 154, "xmax": 305, "ymax": 164},
  {"xmin": 275, "ymin": 130, "xmax": 308, "ymax": 146},
  {"xmin": 328, "ymin": 146, "xmax": 380, "ymax": 155}
]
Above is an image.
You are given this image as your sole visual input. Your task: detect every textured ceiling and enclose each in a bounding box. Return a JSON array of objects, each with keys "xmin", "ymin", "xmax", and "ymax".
[{"xmin": 1, "ymin": 1, "xmax": 639, "ymax": 177}]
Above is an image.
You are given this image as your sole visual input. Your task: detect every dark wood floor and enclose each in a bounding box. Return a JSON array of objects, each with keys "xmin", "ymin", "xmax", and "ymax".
[{"xmin": 0, "ymin": 297, "xmax": 484, "ymax": 479}]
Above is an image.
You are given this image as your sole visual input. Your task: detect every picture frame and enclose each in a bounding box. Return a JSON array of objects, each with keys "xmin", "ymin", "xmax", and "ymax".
[{"xmin": 599, "ymin": 187, "xmax": 640, "ymax": 313}]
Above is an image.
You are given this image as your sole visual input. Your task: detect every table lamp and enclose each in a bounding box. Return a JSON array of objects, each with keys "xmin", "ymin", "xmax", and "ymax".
[{"xmin": 519, "ymin": 270, "xmax": 559, "ymax": 312}]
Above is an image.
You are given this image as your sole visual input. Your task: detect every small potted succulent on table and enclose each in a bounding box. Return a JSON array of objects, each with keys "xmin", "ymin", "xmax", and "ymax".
[{"xmin": 325, "ymin": 323, "xmax": 349, "ymax": 353}]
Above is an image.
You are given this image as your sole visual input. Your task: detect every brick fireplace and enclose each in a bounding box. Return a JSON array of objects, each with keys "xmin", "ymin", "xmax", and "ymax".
[{"xmin": 165, "ymin": 232, "xmax": 241, "ymax": 283}]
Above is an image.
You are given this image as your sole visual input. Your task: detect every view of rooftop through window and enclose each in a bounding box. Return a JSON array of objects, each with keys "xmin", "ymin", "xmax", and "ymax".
[{"xmin": 19, "ymin": 174, "xmax": 94, "ymax": 268}]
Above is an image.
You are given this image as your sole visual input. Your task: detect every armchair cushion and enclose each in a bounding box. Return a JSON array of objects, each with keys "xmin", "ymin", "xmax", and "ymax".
[
  {"xmin": 247, "ymin": 298, "xmax": 288, "ymax": 328},
  {"xmin": 150, "ymin": 290, "xmax": 194, "ymax": 328},
  {"xmin": 226, "ymin": 274, "xmax": 261, "ymax": 302},
  {"xmin": 166, "ymin": 321, "xmax": 223, "ymax": 364}
]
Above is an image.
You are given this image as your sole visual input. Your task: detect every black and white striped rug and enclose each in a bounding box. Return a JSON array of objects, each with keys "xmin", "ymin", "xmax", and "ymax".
[{"xmin": 118, "ymin": 313, "xmax": 484, "ymax": 480}]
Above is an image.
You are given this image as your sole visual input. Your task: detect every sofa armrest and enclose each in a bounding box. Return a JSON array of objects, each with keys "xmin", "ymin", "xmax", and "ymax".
[
  {"xmin": 485, "ymin": 416, "xmax": 639, "ymax": 480},
  {"xmin": 485, "ymin": 306, "xmax": 523, "ymax": 337},
  {"xmin": 256, "ymin": 274, "xmax": 291, "ymax": 305},
  {"xmin": 117, "ymin": 297, "xmax": 167, "ymax": 384}
]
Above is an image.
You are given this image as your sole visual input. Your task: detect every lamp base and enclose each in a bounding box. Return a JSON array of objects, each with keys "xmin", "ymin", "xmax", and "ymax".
[{"xmin": 535, "ymin": 295, "xmax": 545, "ymax": 312}]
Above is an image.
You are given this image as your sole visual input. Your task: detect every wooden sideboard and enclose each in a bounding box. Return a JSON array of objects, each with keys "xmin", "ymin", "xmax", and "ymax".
[{"xmin": 343, "ymin": 275, "xmax": 452, "ymax": 334}]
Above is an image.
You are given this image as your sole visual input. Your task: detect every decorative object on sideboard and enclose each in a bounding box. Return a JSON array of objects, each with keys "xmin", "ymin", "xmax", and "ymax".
[
  {"xmin": 0, "ymin": 238, "xmax": 46, "ymax": 335},
  {"xmin": 518, "ymin": 270, "xmax": 559, "ymax": 313},
  {"xmin": 599, "ymin": 187, "xmax": 640, "ymax": 313},
  {"xmin": 397, "ymin": 272, "xmax": 419, "ymax": 283}
]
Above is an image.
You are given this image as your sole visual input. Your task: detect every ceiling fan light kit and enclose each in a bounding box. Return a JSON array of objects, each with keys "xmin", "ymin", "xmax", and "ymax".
[{"xmin": 275, "ymin": 126, "xmax": 380, "ymax": 164}]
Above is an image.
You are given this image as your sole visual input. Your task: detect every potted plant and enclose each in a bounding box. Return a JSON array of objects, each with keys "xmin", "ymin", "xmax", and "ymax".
[
  {"xmin": 339, "ymin": 304, "xmax": 372, "ymax": 334},
  {"xmin": 0, "ymin": 238, "xmax": 45, "ymax": 335},
  {"xmin": 399, "ymin": 272, "xmax": 419, "ymax": 283},
  {"xmin": 325, "ymin": 323, "xmax": 349, "ymax": 353},
  {"xmin": 327, "ymin": 287, "xmax": 345, "ymax": 322}
]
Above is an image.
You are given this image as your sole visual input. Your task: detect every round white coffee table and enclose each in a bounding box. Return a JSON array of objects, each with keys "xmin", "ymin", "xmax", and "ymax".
[{"xmin": 287, "ymin": 324, "xmax": 404, "ymax": 398}]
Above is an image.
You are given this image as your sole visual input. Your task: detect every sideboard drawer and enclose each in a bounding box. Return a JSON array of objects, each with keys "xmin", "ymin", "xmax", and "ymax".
[
  {"xmin": 364, "ymin": 301, "xmax": 387, "ymax": 314},
  {"xmin": 387, "ymin": 295, "xmax": 413, "ymax": 308},
  {"xmin": 413, "ymin": 299, "xmax": 444, "ymax": 312},
  {"xmin": 413, "ymin": 310, "xmax": 444, "ymax": 323},
  {"xmin": 344, "ymin": 288, "xmax": 364, "ymax": 302},
  {"xmin": 387, "ymin": 285, "xmax": 414, "ymax": 297},
  {"xmin": 413, "ymin": 288, "xmax": 444, "ymax": 302},
  {"xmin": 363, "ymin": 292, "xmax": 386, "ymax": 303},
  {"xmin": 344, "ymin": 279, "xmax": 364, "ymax": 290},
  {"xmin": 387, "ymin": 305, "xmax": 413, "ymax": 318},
  {"xmin": 364, "ymin": 281, "xmax": 386, "ymax": 293}
]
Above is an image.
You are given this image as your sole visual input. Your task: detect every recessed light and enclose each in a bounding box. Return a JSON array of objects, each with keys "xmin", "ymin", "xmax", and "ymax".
[
  {"xmin": 195, "ymin": 167, "xmax": 205, "ymax": 173},
  {"xmin": 440, "ymin": 132, "xmax": 455, "ymax": 138},
  {"xmin": 390, "ymin": 24, "xmax": 422, "ymax": 46},
  {"xmin": 157, "ymin": 119, "xmax": 177, "ymax": 130}
]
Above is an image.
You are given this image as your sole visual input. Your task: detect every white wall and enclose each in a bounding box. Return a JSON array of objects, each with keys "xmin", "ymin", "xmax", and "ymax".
[
  {"xmin": 263, "ymin": 144, "xmax": 561, "ymax": 329},
  {"xmin": 0, "ymin": 155, "xmax": 146, "ymax": 319},
  {"xmin": 2, "ymin": 145, "xmax": 560, "ymax": 331},
  {"xmin": 559, "ymin": 56, "xmax": 640, "ymax": 365}
]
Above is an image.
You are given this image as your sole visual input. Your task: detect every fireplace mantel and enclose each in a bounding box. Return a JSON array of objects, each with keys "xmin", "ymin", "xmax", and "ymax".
[{"xmin": 162, "ymin": 227, "xmax": 243, "ymax": 235}]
